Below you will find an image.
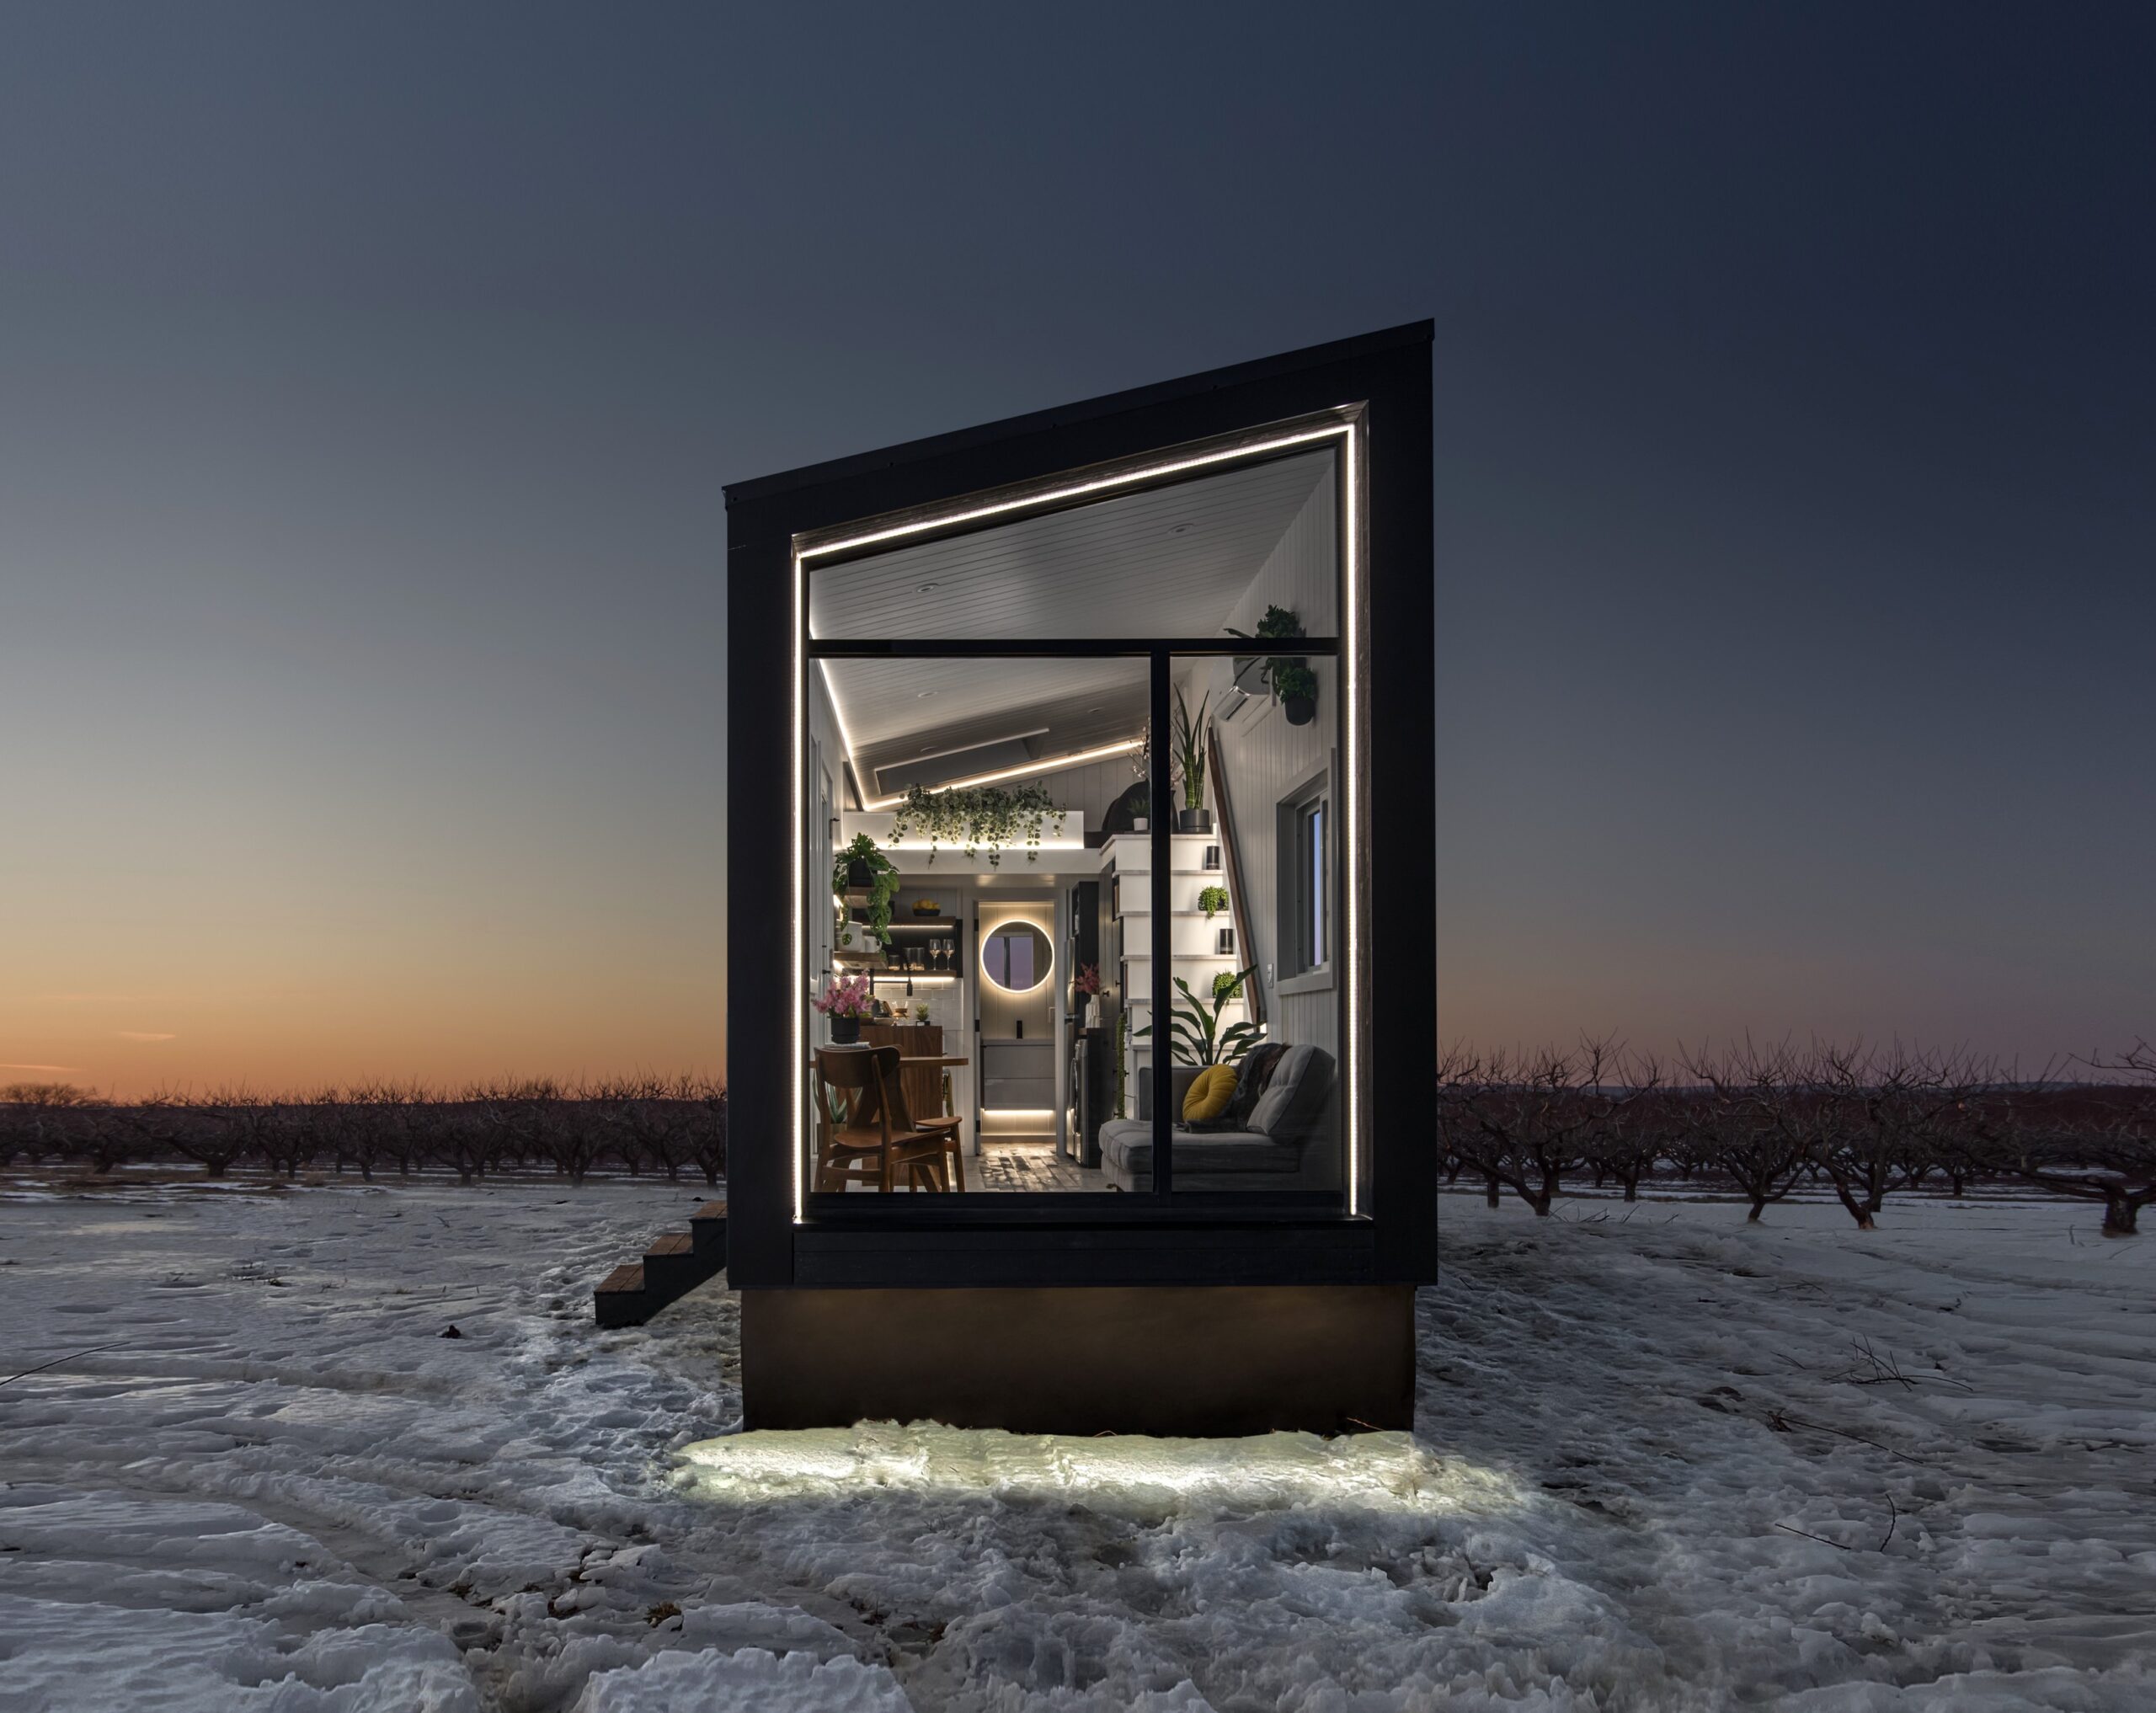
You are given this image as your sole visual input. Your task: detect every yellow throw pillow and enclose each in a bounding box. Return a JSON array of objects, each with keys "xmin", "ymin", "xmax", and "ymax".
[{"xmin": 1182, "ymin": 1063, "xmax": 1238, "ymax": 1123}]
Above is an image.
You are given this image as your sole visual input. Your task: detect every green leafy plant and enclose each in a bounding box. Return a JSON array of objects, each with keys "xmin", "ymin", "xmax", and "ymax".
[
  {"xmin": 889, "ymin": 782, "xmax": 1066, "ymax": 867},
  {"xmin": 1225, "ymin": 605, "xmax": 1310, "ymax": 699},
  {"xmin": 831, "ymin": 834, "xmax": 899, "ymax": 947},
  {"xmin": 1170, "ymin": 686, "xmax": 1209, "ymax": 811},
  {"xmin": 1136, "ymin": 967, "xmax": 1262, "ymax": 1066},
  {"xmin": 1267, "ymin": 660, "xmax": 1319, "ymax": 702},
  {"xmin": 1113, "ymin": 1006, "xmax": 1130, "ymax": 1119},
  {"xmin": 1198, "ymin": 884, "xmax": 1229, "ymax": 920}
]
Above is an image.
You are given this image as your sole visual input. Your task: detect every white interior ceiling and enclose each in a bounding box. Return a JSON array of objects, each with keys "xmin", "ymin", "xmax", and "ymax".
[{"xmin": 816, "ymin": 449, "xmax": 1330, "ymax": 799}]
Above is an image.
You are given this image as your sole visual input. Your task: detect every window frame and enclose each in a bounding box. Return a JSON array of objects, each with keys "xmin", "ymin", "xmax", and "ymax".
[
  {"xmin": 797, "ymin": 430, "xmax": 1357, "ymax": 1223},
  {"xmin": 1275, "ymin": 764, "xmax": 1337, "ymax": 997},
  {"xmin": 722, "ymin": 321, "xmax": 1437, "ymax": 1293}
]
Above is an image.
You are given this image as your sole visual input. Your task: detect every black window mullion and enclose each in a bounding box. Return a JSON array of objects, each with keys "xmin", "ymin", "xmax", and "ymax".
[
  {"xmin": 1149, "ymin": 648, "xmax": 1173, "ymax": 1197},
  {"xmin": 805, "ymin": 638, "xmax": 1339, "ymax": 659}
]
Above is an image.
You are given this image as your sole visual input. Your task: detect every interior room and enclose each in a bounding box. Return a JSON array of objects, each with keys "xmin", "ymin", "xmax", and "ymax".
[{"xmin": 804, "ymin": 441, "xmax": 1348, "ymax": 1198}]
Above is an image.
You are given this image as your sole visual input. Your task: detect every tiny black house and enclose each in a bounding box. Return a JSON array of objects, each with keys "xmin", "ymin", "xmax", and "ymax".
[{"xmin": 724, "ymin": 323, "xmax": 1435, "ymax": 1434}]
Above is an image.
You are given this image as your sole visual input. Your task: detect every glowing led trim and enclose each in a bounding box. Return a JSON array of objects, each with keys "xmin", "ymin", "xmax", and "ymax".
[
  {"xmin": 979, "ymin": 918, "xmax": 1054, "ymax": 994},
  {"xmin": 793, "ymin": 415, "xmax": 1362, "ymax": 1225},
  {"xmin": 862, "ymin": 738, "xmax": 1143, "ymax": 810},
  {"xmin": 1342, "ymin": 422, "xmax": 1363, "ymax": 1217},
  {"xmin": 797, "ymin": 423, "xmax": 1352, "ymax": 561},
  {"xmin": 817, "ymin": 660, "xmax": 864, "ymax": 803},
  {"xmin": 792, "ymin": 548, "xmax": 807, "ymax": 1222}
]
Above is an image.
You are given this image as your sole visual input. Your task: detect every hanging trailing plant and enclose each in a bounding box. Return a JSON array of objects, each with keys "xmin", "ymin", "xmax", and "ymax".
[
  {"xmin": 888, "ymin": 781, "xmax": 1066, "ymax": 867},
  {"xmin": 830, "ymin": 833, "xmax": 900, "ymax": 947},
  {"xmin": 1198, "ymin": 884, "xmax": 1230, "ymax": 920},
  {"xmin": 1113, "ymin": 1006, "xmax": 1131, "ymax": 1120}
]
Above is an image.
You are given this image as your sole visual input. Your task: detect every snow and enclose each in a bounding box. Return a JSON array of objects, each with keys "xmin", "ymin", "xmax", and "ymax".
[{"xmin": 0, "ymin": 1173, "xmax": 2149, "ymax": 1710}]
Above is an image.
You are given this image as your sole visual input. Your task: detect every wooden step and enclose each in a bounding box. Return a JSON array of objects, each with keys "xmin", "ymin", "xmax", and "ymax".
[
  {"xmin": 643, "ymin": 1228, "xmax": 723, "ymax": 1299},
  {"xmin": 593, "ymin": 1263, "xmax": 650, "ymax": 1329},
  {"xmin": 690, "ymin": 1199, "xmax": 729, "ymax": 1262}
]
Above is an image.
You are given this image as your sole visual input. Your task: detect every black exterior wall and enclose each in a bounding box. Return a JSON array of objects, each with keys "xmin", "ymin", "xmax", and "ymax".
[{"xmin": 723, "ymin": 323, "xmax": 1436, "ymax": 1305}]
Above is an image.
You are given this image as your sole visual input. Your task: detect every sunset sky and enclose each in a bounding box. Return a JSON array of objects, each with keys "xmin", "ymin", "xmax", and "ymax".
[{"xmin": 3, "ymin": 4, "xmax": 2150, "ymax": 1098}]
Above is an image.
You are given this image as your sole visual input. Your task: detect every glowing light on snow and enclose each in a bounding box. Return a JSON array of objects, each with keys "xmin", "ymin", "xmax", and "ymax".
[{"xmin": 675, "ymin": 1424, "xmax": 1518, "ymax": 1517}]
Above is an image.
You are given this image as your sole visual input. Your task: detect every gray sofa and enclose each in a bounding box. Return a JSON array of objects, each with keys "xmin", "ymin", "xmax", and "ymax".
[{"xmin": 1096, "ymin": 1044, "xmax": 1338, "ymax": 1191}]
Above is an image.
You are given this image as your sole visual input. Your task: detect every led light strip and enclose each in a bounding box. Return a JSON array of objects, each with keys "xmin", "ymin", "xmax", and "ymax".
[
  {"xmin": 1342, "ymin": 421, "xmax": 1363, "ymax": 1217},
  {"xmin": 792, "ymin": 415, "xmax": 1363, "ymax": 1223},
  {"xmin": 861, "ymin": 738, "xmax": 1142, "ymax": 811},
  {"xmin": 798, "ymin": 422, "xmax": 1353, "ymax": 562},
  {"xmin": 792, "ymin": 546, "xmax": 807, "ymax": 1223}
]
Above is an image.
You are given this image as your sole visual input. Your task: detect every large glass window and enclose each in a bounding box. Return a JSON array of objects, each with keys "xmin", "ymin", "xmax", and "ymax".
[{"xmin": 798, "ymin": 427, "xmax": 1353, "ymax": 1209}]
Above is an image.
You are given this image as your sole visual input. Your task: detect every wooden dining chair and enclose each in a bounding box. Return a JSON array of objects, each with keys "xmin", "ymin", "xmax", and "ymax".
[
  {"xmin": 881, "ymin": 1053, "xmax": 966, "ymax": 1193},
  {"xmin": 814, "ymin": 1046, "xmax": 950, "ymax": 1193}
]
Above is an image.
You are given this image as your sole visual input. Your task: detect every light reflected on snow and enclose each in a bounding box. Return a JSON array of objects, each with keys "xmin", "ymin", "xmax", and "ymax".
[{"xmin": 675, "ymin": 1422, "xmax": 1519, "ymax": 1516}]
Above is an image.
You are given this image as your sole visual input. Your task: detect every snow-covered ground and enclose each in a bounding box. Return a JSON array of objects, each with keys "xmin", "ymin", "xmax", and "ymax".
[{"xmin": 1, "ymin": 1173, "xmax": 2149, "ymax": 1710}]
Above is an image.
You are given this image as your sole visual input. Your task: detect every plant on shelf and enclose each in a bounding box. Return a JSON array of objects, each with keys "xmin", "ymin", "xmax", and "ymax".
[
  {"xmin": 1169, "ymin": 686, "xmax": 1209, "ymax": 828},
  {"xmin": 889, "ymin": 782, "xmax": 1065, "ymax": 867},
  {"xmin": 1198, "ymin": 884, "xmax": 1229, "ymax": 920},
  {"xmin": 1136, "ymin": 967, "xmax": 1262, "ymax": 1066},
  {"xmin": 813, "ymin": 973, "xmax": 874, "ymax": 1044},
  {"xmin": 830, "ymin": 833, "xmax": 900, "ymax": 948},
  {"xmin": 1118, "ymin": 780, "xmax": 1151, "ymax": 832}
]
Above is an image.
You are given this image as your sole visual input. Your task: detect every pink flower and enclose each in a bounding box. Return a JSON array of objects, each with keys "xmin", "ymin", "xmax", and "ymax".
[
  {"xmin": 1075, "ymin": 963, "xmax": 1102, "ymax": 996},
  {"xmin": 814, "ymin": 974, "xmax": 873, "ymax": 1018}
]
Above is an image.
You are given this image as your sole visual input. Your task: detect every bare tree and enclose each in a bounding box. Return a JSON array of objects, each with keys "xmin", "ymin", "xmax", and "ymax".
[
  {"xmin": 1436, "ymin": 1038, "xmax": 1635, "ymax": 1216},
  {"xmin": 1680, "ymin": 1040, "xmax": 1813, "ymax": 1222},
  {"xmin": 691, "ymin": 1079, "xmax": 728, "ymax": 1187},
  {"xmin": 1803, "ymin": 1043, "xmax": 1983, "ymax": 1230},
  {"xmin": 1967, "ymin": 1047, "xmax": 2156, "ymax": 1236}
]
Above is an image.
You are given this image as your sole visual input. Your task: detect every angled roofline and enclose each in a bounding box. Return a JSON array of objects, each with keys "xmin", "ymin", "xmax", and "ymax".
[{"xmin": 723, "ymin": 319, "xmax": 1433, "ymax": 506}]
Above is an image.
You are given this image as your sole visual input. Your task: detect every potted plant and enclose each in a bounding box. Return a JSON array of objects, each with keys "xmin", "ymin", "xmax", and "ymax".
[
  {"xmin": 1136, "ymin": 967, "xmax": 1262, "ymax": 1066},
  {"xmin": 1073, "ymin": 962, "xmax": 1102, "ymax": 1028},
  {"xmin": 1118, "ymin": 781, "xmax": 1150, "ymax": 834},
  {"xmin": 889, "ymin": 782, "xmax": 1066, "ymax": 867},
  {"xmin": 1227, "ymin": 604, "xmax": 1316, "ymax": 725},
  {"xmin": 831, "ymin": 834, "xmax": 900, "ymax": 948},
  {"xmin": 1198, "ymin": 884, "xmax": 1229, "ymax": 920},
  {"xmin": 813, "ymin": 973, "xmax": 874, "ymax": 1044},
  {"xmin": 1270, "ymin": 659, "xmax": 1319, "ymax": 727},
  {"xmin": 1169, "ymin": 686, "xmax": 1211, "ymax": 833}
]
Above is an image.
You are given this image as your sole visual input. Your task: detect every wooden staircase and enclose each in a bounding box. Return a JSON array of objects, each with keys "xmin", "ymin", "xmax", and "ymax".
[{"xmin": 593, "ymin": 1199, "xmax": 728, "ymax": 1328}]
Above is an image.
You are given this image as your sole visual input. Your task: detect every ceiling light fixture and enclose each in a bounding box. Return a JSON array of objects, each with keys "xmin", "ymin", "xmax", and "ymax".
[{"xmin": 863, "ymin": 736, "xmax": 1144, "ymax": 810}]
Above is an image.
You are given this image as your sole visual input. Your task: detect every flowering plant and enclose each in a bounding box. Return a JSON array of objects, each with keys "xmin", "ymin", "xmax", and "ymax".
[
  {"xmin": 812, "ymin": 974, "xmax": 873, "ymax": 1019},
  {"xmin": 1074, "ymin": 963, "xmax": 1102, "ymax": 996}
]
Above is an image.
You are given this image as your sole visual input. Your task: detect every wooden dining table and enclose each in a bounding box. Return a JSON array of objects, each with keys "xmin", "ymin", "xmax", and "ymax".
[{"xmin": 814, "ymin": 1022, "xmax": 968, "ymax": 1119}]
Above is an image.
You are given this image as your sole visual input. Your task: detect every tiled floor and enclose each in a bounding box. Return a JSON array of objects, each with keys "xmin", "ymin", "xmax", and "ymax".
[{"xmin": 976, "ymin": 1139, "xmax": 1109, "ymax": 1193}]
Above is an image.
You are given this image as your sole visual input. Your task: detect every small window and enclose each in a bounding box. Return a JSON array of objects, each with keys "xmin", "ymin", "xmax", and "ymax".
[{"xmin": 1296, "ymin": 795, "xmax": 1327, "ymax": 971}]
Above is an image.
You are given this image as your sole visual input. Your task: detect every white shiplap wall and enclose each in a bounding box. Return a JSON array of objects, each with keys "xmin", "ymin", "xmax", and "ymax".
[{"xmin": 1206, "ymin": 472, "xmax": 1340, "ymax": 1059}]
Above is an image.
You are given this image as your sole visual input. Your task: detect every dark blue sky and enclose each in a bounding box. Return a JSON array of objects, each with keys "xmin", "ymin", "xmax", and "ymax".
[{"xmin": 3, "ymin": 3, "xmax": 2149, "ymax": 1091}]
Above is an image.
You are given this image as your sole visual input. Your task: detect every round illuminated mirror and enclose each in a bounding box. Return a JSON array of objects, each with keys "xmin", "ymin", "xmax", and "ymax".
[{"xmin": 980, "ymin": 922, "xmax": 1053, "ymax": 992}]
